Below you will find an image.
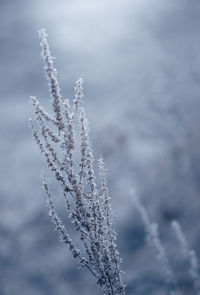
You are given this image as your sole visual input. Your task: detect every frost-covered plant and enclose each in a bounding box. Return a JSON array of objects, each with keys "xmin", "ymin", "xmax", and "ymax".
[
  {"xmin": 171, "ymin": 220, "xmax": 200, "ymax": 294},
  {"xmin": 132, "ymin": 192, "xmax": 200, "ymax": 295},
  {"xmin": 29, "ymin": 29, "xmax": 125, "ymax": 295},
  {"xmin": 132, "ymin": 192, "xmax": 179, "ymax": 295}
]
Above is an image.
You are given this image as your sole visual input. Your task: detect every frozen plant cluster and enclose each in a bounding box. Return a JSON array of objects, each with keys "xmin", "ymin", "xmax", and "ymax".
[{"xmin": 29, "ymin": 29, "xmax": 126, "ymax": 295}]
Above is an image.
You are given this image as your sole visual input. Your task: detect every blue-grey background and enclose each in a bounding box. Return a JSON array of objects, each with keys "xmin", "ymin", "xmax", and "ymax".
[{"xmin": 1, "ymin": 0, "xmax": 200, "ymax": 294}]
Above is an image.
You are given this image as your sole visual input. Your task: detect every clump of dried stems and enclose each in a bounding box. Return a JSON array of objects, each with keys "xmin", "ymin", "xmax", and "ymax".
[{"xmin": 29, "ymin": 29, "xmax": 126, "ymax": 295}]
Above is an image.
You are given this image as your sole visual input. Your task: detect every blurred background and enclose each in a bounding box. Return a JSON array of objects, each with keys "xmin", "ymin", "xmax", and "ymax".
[{"xmin": 1, "ymin": 0, "xmax": 200, "ymax": 294}]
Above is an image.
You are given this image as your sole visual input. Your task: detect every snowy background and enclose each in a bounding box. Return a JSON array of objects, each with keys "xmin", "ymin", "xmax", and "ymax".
[{"xmin": 1, "ymin": 0, "xmax": 200, "ymax": 294}]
